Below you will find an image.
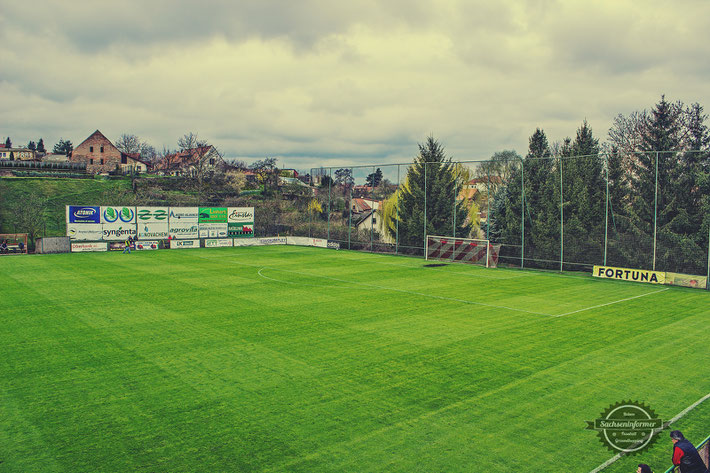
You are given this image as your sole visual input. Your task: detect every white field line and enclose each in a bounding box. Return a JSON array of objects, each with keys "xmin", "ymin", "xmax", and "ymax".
[
  {"xmin": 588, "ymin": 392, "xmax": 710, "ymax": 473},
  {"xmin": 210, "ymin": 255, "xmax": 553, "ymax": 317},
  {"xmin": 553, "ymin": 288, "xmax": 670, "ymax": 317}
]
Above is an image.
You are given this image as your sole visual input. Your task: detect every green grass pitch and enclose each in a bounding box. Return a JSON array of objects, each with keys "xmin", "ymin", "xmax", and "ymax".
[{"xmin": 1, "ymin": 246, "xmax": 709, "ymax": 472}]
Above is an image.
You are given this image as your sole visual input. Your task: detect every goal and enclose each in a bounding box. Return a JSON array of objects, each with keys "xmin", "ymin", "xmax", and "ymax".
[{"xmin": 425, "ymin": 235, "xmax": 501, "ymax": 268}]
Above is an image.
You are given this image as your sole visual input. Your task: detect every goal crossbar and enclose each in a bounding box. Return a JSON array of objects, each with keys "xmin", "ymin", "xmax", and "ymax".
[{"xmin": 425, "ymin": 235, "xmax": 501, "ymax": 268}]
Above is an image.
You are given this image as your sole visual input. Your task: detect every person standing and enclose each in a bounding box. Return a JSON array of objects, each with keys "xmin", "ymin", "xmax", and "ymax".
[
  {"xmin": 671, "ymin": 430, "xmax": 709, "ymax": 473},
  {"xmin": 122, "ymin": 236, "xmax": 132, "ymax": 254}
]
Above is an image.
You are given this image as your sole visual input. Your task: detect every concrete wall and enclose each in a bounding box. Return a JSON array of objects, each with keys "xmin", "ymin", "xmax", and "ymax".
[{"xmin": 35, "ymin": 237, "xmax": 71, "ymax": 254}]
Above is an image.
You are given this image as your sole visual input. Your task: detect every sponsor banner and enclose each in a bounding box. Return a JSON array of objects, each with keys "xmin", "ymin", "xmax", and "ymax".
[
  {"xmin": 169, "ymin": 222, "xmax": 199, "ymax": 239},
  {"xmin": 199, "ymin": 207, "xmax": 228, "ymax": 223},
  {"xmin": 101, "ymin": 206, "xmax": 136, "ymax": 224},
  {"xmin": 228, "ymin": 222, "xmax": 254, "ymax": 238},
  {"xmin": 108, "ymin": 241, "xmax": 127, "ymax": 251},
  {"xmin": 593, "ymin": 265, "xmax": 666, "ymax": 284},
  {"xmin": 199, "ymin": 223, "xmax": 228, "ymax": 238},
  {"xmin": 168, "ymin": 207, "xmax": 198, "ymax": 222},
  {"xmin": 227, "ymin": 207, "xmax": 255, "ymax": 223},
  {"xmin": 205, "ymin": 238, "xmax": 234, "ymax": 248},
  {"xmin": 102, "ymin": 223, "xmax": 138, "ymax": 241},
  {"xmin": 170, "ymin": 239, "xmax": 200, "ymax": 249},
  {"xmin": 67, "ymin": 205, "xmax": 100, "ymax": 224},
  {"xmin": 665, "ymin": 272, "xmax": 707, "ymax": 289},
  {"xmin": 67, "ymin": 223, "xmax": 103, "ymax": 240},
  {"xmin": 233, "ymin": 237, "xmax": 287, "ymax": 247},
  {"xmin": 136, "ymin": 207, "xmax": 169, "ymax": 223},
  {"xmin": 138, "ymin": 222, "xmax": 169, "ymax": 240},
  {"xmin": 136, "ymin": 240, "xmax": 160, "ymax": 250},
  {"xmin": 327, "ymin": 241, "xmax": 341, "ymax": 250},
  {"xmin": 71, "ymin": 242, "xmax": 107, "ymax": 252},
  {"xmin": 287, "ymin": 236, "xmax": 328, "ymax": 248}
]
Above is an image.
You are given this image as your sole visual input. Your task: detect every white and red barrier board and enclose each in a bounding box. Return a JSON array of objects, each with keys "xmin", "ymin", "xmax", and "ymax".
[
  {"xmin": 71, "ymin": 242, "xmax": 107, "ymax": 252},
  {"xmin": 136, "ymin": 241, "xmax": 159, "ymax": 250}
]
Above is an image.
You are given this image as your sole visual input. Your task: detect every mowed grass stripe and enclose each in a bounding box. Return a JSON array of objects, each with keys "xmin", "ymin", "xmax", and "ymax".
[{"xmin": 1, "ymin": 246, "xmax": 708, "ymax": 472}]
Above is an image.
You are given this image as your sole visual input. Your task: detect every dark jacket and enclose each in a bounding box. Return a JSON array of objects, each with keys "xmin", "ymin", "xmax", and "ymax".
[{"xmin": 673, "ymin": 439, "xmax": 709, "ymax": 473}]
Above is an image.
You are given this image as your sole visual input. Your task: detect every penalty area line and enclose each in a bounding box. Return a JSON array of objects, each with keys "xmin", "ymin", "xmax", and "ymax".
[{"xmin": 553, "ymin": 288, "xmax": 670, "ymax": 318}]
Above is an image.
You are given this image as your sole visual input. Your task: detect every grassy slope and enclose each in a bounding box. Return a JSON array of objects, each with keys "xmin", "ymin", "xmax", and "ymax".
[
  {"xmin": 0, "ymin": 246, "xmax": 708, "ymax": 472},
  {"xmin": 0, "ymin": 177, "xmax": 132, "ymax": 236}
]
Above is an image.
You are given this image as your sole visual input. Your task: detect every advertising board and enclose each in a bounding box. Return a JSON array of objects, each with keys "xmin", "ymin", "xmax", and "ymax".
[
  {"xmin": 100, "ymin": 206, "xmax": 136, "ymax": 224},
  {"xmin": 168, "ymin": 207, "xmax": 198, "ymax": 222},
  {"xmin": 66, "ymin": 206, "xmax": 100, "ymax": 224},
  {"xmin": 170, "ymin": 239, "xmax": 200, "ymax": 249},
  {"xmin": 592, "ymin": 265, "xmax": 666, "ymax": 284},
  {"xmin": 71, "ymin": 242, "xmax": 107, "ymax": 252},
  {"xmin": 205, "ymin": 239, "xmax": 234, "ymax": 248},
  {"xmin": 287, "ymin": 236, "xmax": 328, "ymax": 248},
  {"xmin": 233, "ymin": 237, "xmax": 287, "ymax": 247},
  {"xmin": 228, "ymin": 223, "xmax": 254, "ymax": 238},
  {"xmin": 199, "ymin": 207, "xmax": 228, "ymax": 223},
  {"xmin": 199, "ymin": 223, "xmax": 228, "ymax": 238},
  {"xmin": 138, "ymin": 222, "xmax": 169, "ymax": 240},
  {"xmin": 102, "ymin": 223, "xmax": 138, "ymax": 241},
  {"xmin": 67, "ymin": 223, "xmax": 103, "ymax": 240},
  {"xmin": 136, "ymin": 207, "xmax": 169, "ymax": 223},
  {"xmin": 227, "ymin": 207, "xmax": 254, "ymax": 223},
  {"xmin": 136, "ymin": 241, "xmax": 160, "ymax": 250},
  {"xmin": 169, "ymin": 222, "xmax": 199, "ymax": 239}
]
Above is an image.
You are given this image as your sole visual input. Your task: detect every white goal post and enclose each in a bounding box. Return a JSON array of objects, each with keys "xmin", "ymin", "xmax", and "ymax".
[{"xmin": 425, "ymin": 235, "xmax": 502, "ymax": 268}]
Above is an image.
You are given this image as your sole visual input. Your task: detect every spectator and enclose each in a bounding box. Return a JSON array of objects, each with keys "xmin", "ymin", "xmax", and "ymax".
[
  {"xmin": 671, "ymin": 430, "xmax": 709, "ymax": 473},
  {"xmin": 637, "ymin": 464, "xmax": 653, "ymax": 473},
  {"xmin": 122, "ymin": 237, "xmax": 132, "ymax": 254},
  {"xmin": 0, "ymin": 239, "xmax": 7, "ymax": 254},
  {"xmin": 18, "ymin": 240, "xmax": 25, "ymax": 253}
]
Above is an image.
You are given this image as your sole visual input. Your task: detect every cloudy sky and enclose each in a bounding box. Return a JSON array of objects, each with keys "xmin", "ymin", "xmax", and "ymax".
[{"xmin": 1, "ymin": 0, "xmax": 709, "ymax": 170}]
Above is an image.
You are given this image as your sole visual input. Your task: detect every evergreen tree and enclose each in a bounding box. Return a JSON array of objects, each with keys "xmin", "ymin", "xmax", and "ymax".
[
  {"xmin": 53, "ymin": 139, "xmax": 73, "ymax": 156},
  {"xmin": 27, "ymin": 141, "xmax": 36, "ymax": 151},
  {"xmin": 365, "ymin": 168, "xmax": 383, "ymax": 187},
  {"xmin": 37, "ymin": 138, "xmax": 46, "ymax": 153},
  {"xmin": 394, "ymin": 137, "xmax": 471, "ymax": 248},
  {"xmin": 4, "ymin": 137, "xmax": 11, "ymax": 148}
]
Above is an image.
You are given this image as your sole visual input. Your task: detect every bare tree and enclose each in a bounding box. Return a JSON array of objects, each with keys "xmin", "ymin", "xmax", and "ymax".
[
  {"xmin": 10, "ymin": 193, "xmax": 48, "ymax": 246},
  {"xmin": 250, "ymin": 157, "xmax": 280, "ymax": 194},
  {"xmin": 115, "ymin": 134, "xmax": 142, "ymax": 154}
]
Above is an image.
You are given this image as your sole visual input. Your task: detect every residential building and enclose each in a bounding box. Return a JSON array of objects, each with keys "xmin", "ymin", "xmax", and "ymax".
[
  {"xmin": 156, "ymin": 146, "xmax": 224, "ymax": 176},
  {"xmin": 0, "ymin": 146, "xmax": 36, "ymax": 161},
  {"xmin": 70, "ymin": 130, "xmax": 151, "ymax": 174}
]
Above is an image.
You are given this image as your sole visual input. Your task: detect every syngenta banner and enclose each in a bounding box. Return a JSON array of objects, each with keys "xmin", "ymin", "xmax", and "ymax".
[
  {"xmin": 136, "ymin": 207, "xmax": 169, "ymax": 223},
  {"xmin": 169, "ymin": 207, "xmax": 198, "ymax": 222},
  {"xmin": 67, "ymin": 206, "xmax": 100, "ymax": 224},
  {"xmin": 199, "ymin": 207, "xmax": 228, "ymax": 223},
  {"xmin": 138, "ymin": 223, "xmax": 169, "ymax": 239},
  {"xmin": 169, "ymin": 222, "xmax": 199, "ymax": 239},
  {"xmin": 101, "ymin": 206, "xmax": 136, "ymax": 224},
  {"xmin": 102, "ymin": 223, "xmax": 138, "ymax": 241},
  {"xmin": 593, "ymin": 266, "xmax": 666, "ymax": 284},
  {"xmin": 67, "ymin": 224, "xmax": 103, "ymax": 240}
]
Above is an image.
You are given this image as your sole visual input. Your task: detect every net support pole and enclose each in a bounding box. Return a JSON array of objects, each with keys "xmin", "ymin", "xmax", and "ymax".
[
  {"xmin": 453, "ymin": 177, "xmax": 457, "ymax": 239},
  {"xmin": 327, "ymin": 167, "xmax": 331, "ymax": 241},
  {"xmin": 396, "ymin": 164, "xmax": 400, "ymax": 254},
  {"xmin": 653, "ymin": 151, "xmax": 659, "ymax": 271},
  {"xmin": 486, "ymin": 165, "xmax": 491, "ymax": 241},
  {"xmin": 706, "ymin": 223, "xmax": 710, "ymax": 291},
  {"xmin": 370, "ymin": 166, "xmax": 374, "ymax": 252},
  {"xmin": 348, "ymin": 168, "xmax": 353, "ymax": 250},
  {"xmin": 424, "ymin": 161, "xmax": 427, "ymax": 253},
  {"xmin": 521, "ymin": 158, "xmax": 525, "ymax": 269},
  {"xmin": 560, "ymin": 156, "xmax": 564, "ymax": 272},
  {"xmin": 604, "ymin": 153, "xmax": 609, "ymax": 266}
]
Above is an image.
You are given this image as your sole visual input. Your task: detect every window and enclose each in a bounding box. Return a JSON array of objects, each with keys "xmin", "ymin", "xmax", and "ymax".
[
  {"xmin": 100, "ymin": 146, "xmax": 104, "ymax": 153},
  {"xmin": 90, "ymin": 158, "xmax": 94, "ymax": 164},
  {"xmin": 372, "ymin": 217, "xmax": 377, "ymax": 224},
  {"xmin": 100, "ymin": 158, "xmax": 104, "ymax": 165},
  {"xmin": 121, "ymin": 156, "xmax": 127, "ymax": 164},
  {"xmin": 90, "ymin": 146, "xmax": 93, "ymax": 152},
  {"xmin": 210, "ymin": 158, "xmax": 215, "ymax": 165}
]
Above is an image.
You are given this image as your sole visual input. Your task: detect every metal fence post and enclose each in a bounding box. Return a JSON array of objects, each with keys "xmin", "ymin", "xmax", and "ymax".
[
  {"xmin": 486, "ymin": 165, "xmax": 491, "ymax": 241},
  {"xmin": 653, "ymin": 151, "xmax": 659, "ymax": 270},
  {"xmin": 604, "ymin": 153, "xmax": 609, "ymax": 266},
  {"xmin": 396, "ymin": 164, "xmax": 400, "ymax": 254},
  {"xmin": 370, "ymin": 165, "xmax": 374, "ymax": 252},
  {"xmin": 348, "ymin": 168, "xmax": 353, "ymax": 250},
  {"xmin": 327, "ymin": 167, "xmax": 331, "ymax": 241},
  {"xmin": 560, "ymin": 156, "xmax": 564, "ymax": 272},
  {"xmin": 453, "ymin": 177, "xmax": 457, "ymax": 239},
  {"xmin": 521, "ymin": 158, "xmax": 525, "ymax": 269},
  {"xmin": 706, "ymin": 223, "xmax": 710, "ymax": 291},
  {"xmin": 423, "ymin": 161, "xmax": 427, "ymax": 251}
]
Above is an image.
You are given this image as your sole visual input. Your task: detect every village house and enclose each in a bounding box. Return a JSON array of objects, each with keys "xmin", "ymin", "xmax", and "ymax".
[
  {"xmin": 351, "ymin": 198, "xmax": 394, "ymax": 244},
  {"xmin": 70, "ymin": 130, "xmax": 151, "ymax": 174},
  {"xmin": 0, "ymin": 144, "xmax": 36, "ymax": 161},
  {"xmin": 155, "ymin": 145, "xmax": 225, "ymax": 176}
]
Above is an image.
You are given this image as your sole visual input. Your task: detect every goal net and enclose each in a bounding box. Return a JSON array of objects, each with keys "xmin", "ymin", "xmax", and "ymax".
[{"xmin": 426, "ymin": 235, "xmax": 501, "ymax": 268}]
